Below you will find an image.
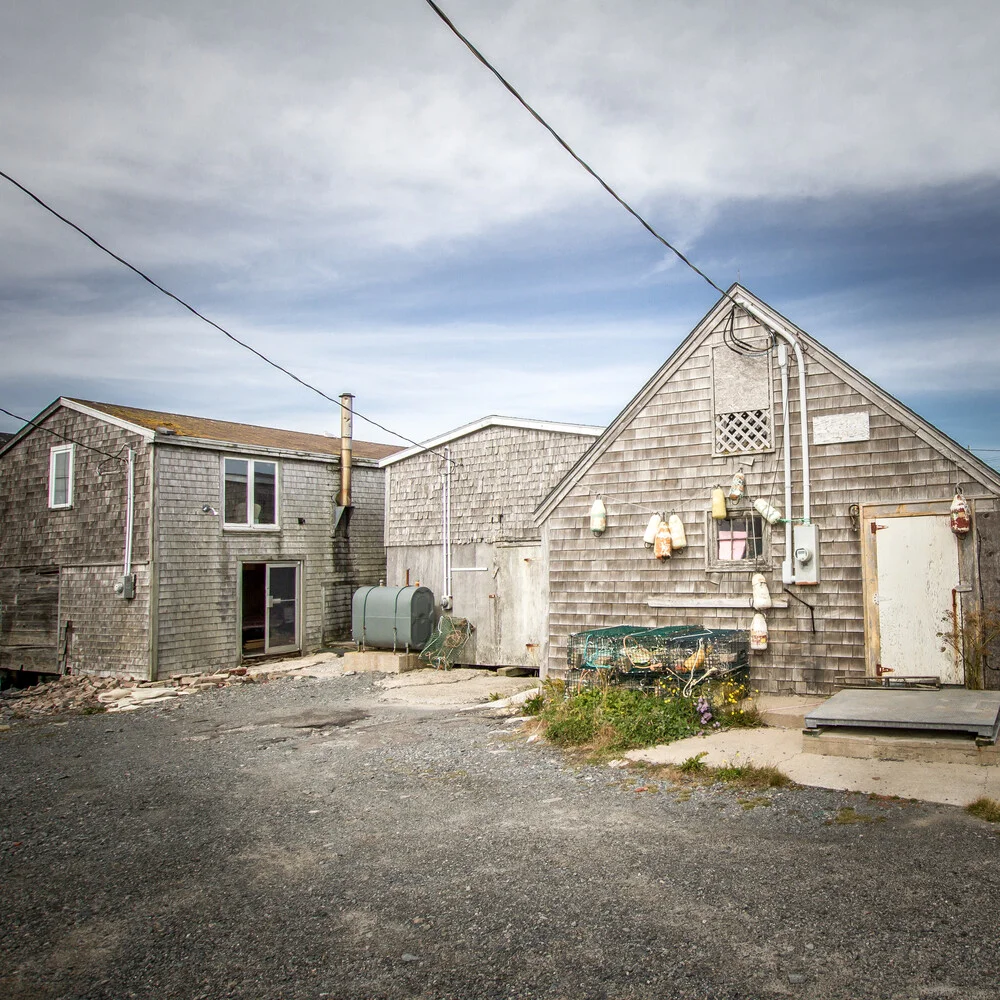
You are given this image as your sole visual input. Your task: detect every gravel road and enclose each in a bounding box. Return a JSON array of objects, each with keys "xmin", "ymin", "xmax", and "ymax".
[{"xmin": 1, "ymin": 671, "xmax": 998, "ymax": 1000}]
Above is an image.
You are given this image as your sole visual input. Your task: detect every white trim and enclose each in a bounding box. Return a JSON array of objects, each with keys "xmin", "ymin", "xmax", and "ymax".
[
  {"xmin": 222, "ymin": 455, "xmax": 280, "ymax": 530},
  {"xmin": 48, "ymin": 443, "xmax": 75, "ymax": 509},
  {"xmin": 379, "ymin": 415, "xmax": 603, "ymax": 467},
  {"xmin": 61, "ymin": 398, "xmax": 156, "ymax": 441},
  {"xmin": 157, "ymin": 434, "xmax": 381, "ymax": 466}
]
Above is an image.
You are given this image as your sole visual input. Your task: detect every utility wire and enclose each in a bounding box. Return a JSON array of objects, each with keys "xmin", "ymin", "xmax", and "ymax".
[
  {"xmin": 423, "ymin": 0, "xmax": 734, "ymax": 303},
  {"xmin": 0, "ymin": 405, "xmax": 128, "ymax": 463},
  {"xmin": 0, "ymin": 168, "xmax": 455, "ymax": 465}
]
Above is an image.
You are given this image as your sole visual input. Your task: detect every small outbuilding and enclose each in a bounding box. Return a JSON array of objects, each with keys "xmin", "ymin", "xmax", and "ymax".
[
  {"xmin": 535, "ymin": 286, "xmax": 1000, "ymax": 694},
  {"xmin": 381, "ymin": 416, "xmax": 602, "ymax": 670}
]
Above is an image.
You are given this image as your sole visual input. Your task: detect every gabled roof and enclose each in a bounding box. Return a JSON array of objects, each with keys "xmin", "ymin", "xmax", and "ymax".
[
  {"xmin": 379, "ymin": 414, "xmax": 603, "ymax": 467},
  {"xmin": 0, "ymin": 398, "xmax": 402, "ymax": 462},
  {"xmin": 534, "ymin": 284, "xmax": 1000, "ymax": 524}
]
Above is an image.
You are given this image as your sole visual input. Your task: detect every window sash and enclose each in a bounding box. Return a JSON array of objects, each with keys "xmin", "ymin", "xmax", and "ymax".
[
  {"xmin": 49, "ymin": 445, "xmax": 74, "ymax": 508},
  {"xmin": 224, "ymin": 457, "xmax": 278, "ymax": 527}
]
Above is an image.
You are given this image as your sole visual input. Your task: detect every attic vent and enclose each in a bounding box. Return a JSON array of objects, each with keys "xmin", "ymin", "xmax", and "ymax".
[{"xmin": 715, "ymin": 409, "xmax": 771, "ymax": 454}]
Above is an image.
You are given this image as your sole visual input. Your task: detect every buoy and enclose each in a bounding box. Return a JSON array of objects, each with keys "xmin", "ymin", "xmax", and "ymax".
[
  {"xmin": 711, "ymin": 487, "xmax": 728, "ymax": 520},
  {"xmin": 590, "ymin": 497, "xmax": 607, "ymax": 536},
  {"xmin": 653, "ymin": 520, "xmax": 673, "ymax": 559},
  {"xmin": 667, "ymin": 513, "xmax": 687, "ymax": 550},
  {"xmin": 950, "ymin": 491, "xmax": 971, "ymax": 536},
  {"xmin": 752, "ymin": 573, "xmax": 772, "ymax": 611},
  {"xmin": 750, "ymin": 612, "xmax": 768, "ymax": 651},
  {"xmin": 753, "ymin": 497, "xmax": 783, "ymax": 525},
  {"xmin": 643, "ymin": 513, "xmax": 662, "ymax": 547},
  {"xmin": 728, "ymin": 470, "xmax": 746, "ymax": 502}
]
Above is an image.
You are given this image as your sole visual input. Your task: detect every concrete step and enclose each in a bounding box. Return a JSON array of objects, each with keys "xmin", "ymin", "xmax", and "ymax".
[
  {"xmin": 802, "ymin": 727, "xmax": 1000, "ymax": 767},
  {"xmin": 340, "ymin": 651, "xmax": 422, "ymax": 674}
]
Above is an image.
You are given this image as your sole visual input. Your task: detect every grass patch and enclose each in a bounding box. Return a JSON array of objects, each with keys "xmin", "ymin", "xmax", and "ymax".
[
  {"xmin": 737, "ymin": 796, "xmax": 773, "ymax": 810},
  {"xmin": 537, "ymin": 684, "xmax": 700, "ymax": 755},
  {"xmin": 966, "ymin": 797, "xmax": 1000, "ymax": 823},
  {"xmin": 713, "ymin": 763, "xmax": 793, "ymax": 790},
  {"xmin": 718, "ymin": 700, "xmax": 765, "ymax": 728},
  {"xmin": 827, "ymin": 806, "xmax": 884, "ymax": 825}
]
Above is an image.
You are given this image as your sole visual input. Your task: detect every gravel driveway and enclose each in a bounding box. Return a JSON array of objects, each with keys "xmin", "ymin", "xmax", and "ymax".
[{"xmin": 1, "ymin": 671, "xmax": 998, "ymax": 1000}]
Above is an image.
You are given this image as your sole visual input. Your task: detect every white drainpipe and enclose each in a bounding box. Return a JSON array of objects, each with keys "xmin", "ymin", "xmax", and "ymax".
[{"xmin": 123, "ymin": 447, "xmax": 135, "ymax": 578}]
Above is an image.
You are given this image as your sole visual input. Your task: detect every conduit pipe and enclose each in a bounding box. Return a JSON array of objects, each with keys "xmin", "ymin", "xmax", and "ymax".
[
  {"xmin": 123, "ymin": 447, "xmax": 135, "ymax": 578},
  {"xmin": 441, "ymin": 445, "xmax": 453, "ymax": 610}
]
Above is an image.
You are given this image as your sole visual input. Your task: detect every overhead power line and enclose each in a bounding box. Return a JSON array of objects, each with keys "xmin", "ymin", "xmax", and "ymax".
[
  {"xmin": 422, "ymin": 0, "xmax": 733, "ymax": 302},
  {"xmin": 0, "ymin": 168, "xmax": 454, "ymax": 464},
  {"xmin": 0, "ymin": 405, "xmax": 128, "ymax": 462}
]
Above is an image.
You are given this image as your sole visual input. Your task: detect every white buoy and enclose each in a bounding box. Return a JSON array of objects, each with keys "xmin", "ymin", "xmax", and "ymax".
[
  {"xmin": 590, "ymin": 497, "xmax": 607, "ymax": 536},
  {"xmin": 667, "ymin": 513, "xmax": 687, "ymax": 550},
  {"xmin": 643, "ymin": 513, "xmax": 662, "ymax": 547},
  {"xmin": 750, "ymin": 612, "xmax": 769, "ymax": 651},
  {"xmin": 751, "ymin": 573, "xmax": 772, "ymax": 611}
]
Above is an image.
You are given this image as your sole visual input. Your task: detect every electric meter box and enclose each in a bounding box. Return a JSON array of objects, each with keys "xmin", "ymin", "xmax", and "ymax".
[{"xmin": 792, "ymin": 524, "xmax": 819, "ymax": 585}]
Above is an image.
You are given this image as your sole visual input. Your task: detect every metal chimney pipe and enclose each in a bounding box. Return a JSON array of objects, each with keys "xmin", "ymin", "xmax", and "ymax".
[{"xmin": 338, "ymin": 393, "xmax": 354, "ymax": 507}]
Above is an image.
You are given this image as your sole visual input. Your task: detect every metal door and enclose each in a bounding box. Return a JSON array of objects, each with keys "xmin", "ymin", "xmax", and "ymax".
[
  {"xmin": 870, "ymin": 514, "xmax": 963, "ymax": 684},
  {"xmin": 266, "ymin": 564, "xmax": 299, "ymax": 654}
]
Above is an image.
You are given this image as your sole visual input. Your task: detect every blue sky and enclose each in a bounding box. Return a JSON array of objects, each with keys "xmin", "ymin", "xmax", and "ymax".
[{"xmin": 1, "ymin": 0, "xmax": 998, "ymax": 467}]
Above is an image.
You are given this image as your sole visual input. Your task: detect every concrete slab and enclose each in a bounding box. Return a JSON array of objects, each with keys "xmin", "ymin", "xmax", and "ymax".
[
  {"xmin": 376, "ymin": 668, "xmax": 537, "ymax": 709},
  {"xmin": 757, "ymin": 695, "xmax": 827, "ymax": 729},
  {"xmin": 805, "ymin": 689, "xmax": 1000, "ymax": 740},
  {"xmin": 626, "ymin": 728, "xmax": 1000, "ymax": 807}
]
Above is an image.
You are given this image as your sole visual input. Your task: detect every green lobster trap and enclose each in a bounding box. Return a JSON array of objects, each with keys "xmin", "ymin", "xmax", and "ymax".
[{"xmin": 565, "ymin": 624, "xmax": 749, "ymax": 692}]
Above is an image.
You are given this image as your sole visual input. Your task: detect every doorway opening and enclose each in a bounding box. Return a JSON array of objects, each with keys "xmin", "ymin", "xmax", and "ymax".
[{"xmin": 241, "ymin": 562, "xmax": 299, "ymax": 657}]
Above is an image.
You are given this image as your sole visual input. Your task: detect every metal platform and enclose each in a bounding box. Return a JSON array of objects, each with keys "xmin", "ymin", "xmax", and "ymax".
[{"xmin": 804, "ymin": 688, "xmax": 1000, "ymax": 743}]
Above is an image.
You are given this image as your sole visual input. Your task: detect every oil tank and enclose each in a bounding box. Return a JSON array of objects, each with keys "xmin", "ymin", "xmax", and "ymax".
[{"xmin": 352, "ymin": 585, "xmax": 436, "ymax": 650}]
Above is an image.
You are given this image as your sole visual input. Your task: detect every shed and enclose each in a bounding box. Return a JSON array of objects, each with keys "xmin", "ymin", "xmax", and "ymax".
[
  {"xmin": 381, "ymin": 416, "xmax": 602, "ymax": 670},
  {"xmin": 535, "ymin": 286, "xmax": 1000, "ymax": 694}
]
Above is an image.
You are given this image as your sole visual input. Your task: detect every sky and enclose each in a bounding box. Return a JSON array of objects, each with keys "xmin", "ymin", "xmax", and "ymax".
[{"xmin": 1, "ymin": 0, "xmax": 999, "ymax": 466}]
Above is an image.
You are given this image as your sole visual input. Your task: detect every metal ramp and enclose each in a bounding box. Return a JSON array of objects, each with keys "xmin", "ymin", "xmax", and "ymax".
[{"xmin": 805, "ymin": 689, "xmax": 1000, "ymax": 743}]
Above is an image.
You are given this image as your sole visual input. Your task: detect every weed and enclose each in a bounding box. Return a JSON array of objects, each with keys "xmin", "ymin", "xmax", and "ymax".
[
  {"xmin": 737, "ymin": 796, "xmax": 772, "ymax": 810},
  {"xmin": 678, "ymin": 751, "xmax": 709, "ymax": 773},
  {"xmin": 522, "ymin": 691, "xmax": 545, "ymax": 716},
  {"xmin": 80, "ymin": 705, "xmax": 106, "ymax": 715},
  {"xmin": 719, "ymin": 700, "xmax": 765, "ymax": 728},
  {"xmin": 487, "ymin": 691, "xmax": 503, "ymax": 702},
  {"xmin": 966, "ymin": 797, "xmax": 1000, "ymax": 823},
  {"xmin": 539, "ymin": 686, "xmax": 700, "ymax": 754},
  {"xmin": 714, "ymin": 763, "xmax": 792, "ymax": 789}
]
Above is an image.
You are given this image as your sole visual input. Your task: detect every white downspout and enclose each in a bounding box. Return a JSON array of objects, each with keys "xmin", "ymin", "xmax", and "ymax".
[
  {"xmin": 441, "ymin": 446, "xmax": 453, "ymax": 610},
  {"xmin": 776, "ymin": 346, "xmax": 795, "ymax": 585},
  {"xmin": 123, "ymin": 447, "xmax": 135, "ymax": 578}
]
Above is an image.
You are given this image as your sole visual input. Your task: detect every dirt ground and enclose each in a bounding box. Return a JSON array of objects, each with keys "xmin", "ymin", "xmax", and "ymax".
[{"xmin": 1, "ymin": 670, "xmax": 999, "ymax": 1000}]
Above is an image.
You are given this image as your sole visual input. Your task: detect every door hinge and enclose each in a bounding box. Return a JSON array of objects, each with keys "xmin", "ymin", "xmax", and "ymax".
[
  {"xmin": 876, "ymin": 663, "xmax": 894, "ymax": 676},
  {"xmin": 870, "ymin": 522, "xmax": 887, "ymax": 534}
]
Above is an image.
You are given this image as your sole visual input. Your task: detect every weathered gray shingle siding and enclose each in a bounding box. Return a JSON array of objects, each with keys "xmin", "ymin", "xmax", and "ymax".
[
  {"xmin": 153, "ymin": 446, "xmax": 385, "ymax": 677},
  {"xmin": 386, "ymin": 426, "xmax": 597, "ymax": 546},
  {"xmin": 0, "ymin": 408, "xmax": 152, "ymax": 676},
  {"xmin": 545, "ymin": 309, "xmax": 997, "ymax": 693}
]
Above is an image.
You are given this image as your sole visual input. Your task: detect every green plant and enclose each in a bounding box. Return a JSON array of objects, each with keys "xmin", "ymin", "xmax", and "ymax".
[
  {"xmin": 522, "ymin": 691, "xmax": 545, "ymax": 716},
  {"xmin": 678, "ymin": 751, "xmax": 709, "ymax": 773},
  {"xmin": 714, "ymin": 762, "xmax": 792, "ymax": 789},
  {"xmin": 827, "ymin": 806, "xmax": 884, "ymax": 825},
  {"xmin": 966, "ymin": 797, "xmax": 1000, "ymax": 823},
  {"xmin": 487, "ymin": 691, "xmax": 503, "ymax": 702},
  {"xmin": 538, "ymin": 685, "xmax": 700, "ymax": 754},
  {"xmin": 938, "ymin": 604, "xmax": 1000, "ymax": 690}
]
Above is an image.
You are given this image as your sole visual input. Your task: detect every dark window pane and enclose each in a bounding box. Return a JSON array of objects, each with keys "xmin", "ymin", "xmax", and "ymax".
[
  {"xmin": 253, "ymin": 462, "xmax": 276, "ymax": 524},
  {"xmin": 225, "ymin": 459, "xmax": 248, "ymax": 523}
]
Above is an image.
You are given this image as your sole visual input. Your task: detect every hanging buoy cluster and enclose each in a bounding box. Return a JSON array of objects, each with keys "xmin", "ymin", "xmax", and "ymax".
[
  {"xmin": 950, "ymin": 489, "xmax": 971, "ymax": 536},
  {"xmin": 653, "ymin": 519, "xmax": 672, "ymax": 559}
]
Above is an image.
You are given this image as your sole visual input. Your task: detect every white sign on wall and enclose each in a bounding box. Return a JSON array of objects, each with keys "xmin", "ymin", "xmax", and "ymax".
[{"xmin": 812, "ymin": 411, "xmax": 870, "ymax": 445}]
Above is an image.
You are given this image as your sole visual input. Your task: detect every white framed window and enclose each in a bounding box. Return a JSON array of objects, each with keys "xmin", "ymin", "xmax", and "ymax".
[
  {"xmin": 706, "ymin": 511, "xmax": 768, "ymax": 572},
  {"xmin": 48, "ymin": 444, "xmax": 75, "ymax": 509},
  {"xmin": 223, "ymin": 457, "xmax": 279, "ymax": 529}
]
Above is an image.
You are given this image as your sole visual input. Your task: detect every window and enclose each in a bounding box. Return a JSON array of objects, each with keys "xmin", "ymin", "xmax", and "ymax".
[
  {"xmin": 707, "ymin": 512, "xmax": 767, "ymax": 571},
  {"xmin": 224, "ymin": 458, "xmax": 278, "ymax": 528},
  {"xmin": 48, "ymin": 445, "xmax": 74, "ymax": 508}
]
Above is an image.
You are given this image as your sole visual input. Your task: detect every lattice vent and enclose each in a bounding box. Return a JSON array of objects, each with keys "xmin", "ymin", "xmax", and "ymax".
[{"xmin": 715, "ymin": 409, "xmax": 771, "ymax": 453}]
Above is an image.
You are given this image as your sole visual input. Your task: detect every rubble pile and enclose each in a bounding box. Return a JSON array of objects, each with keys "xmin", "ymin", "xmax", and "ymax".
[{"xmin": 1, "ymin": 667, "xmax": 260, "ymax": 721}]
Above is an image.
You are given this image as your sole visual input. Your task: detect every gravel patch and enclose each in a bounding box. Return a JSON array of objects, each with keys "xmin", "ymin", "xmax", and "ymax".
[{"xmin": 1, "ymin": 671, "xmax": 998, "ymax": 999}]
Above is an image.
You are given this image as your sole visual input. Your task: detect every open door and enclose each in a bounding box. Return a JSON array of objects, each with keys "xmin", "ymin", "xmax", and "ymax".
[{"xmin": 241, "ymin": 562, "xmax": 299, "ymax": 657}]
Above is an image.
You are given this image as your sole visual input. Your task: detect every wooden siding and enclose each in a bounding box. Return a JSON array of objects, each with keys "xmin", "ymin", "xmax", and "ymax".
[
  {"xmin": 386, "ymin": 425, "xmax": 597, "ymax": 547},
  {"xmin": 154, "ymin": 446, "xmax": 385, "ymax": 677},
  {"xmin": 0, "ymin": 407, "xmax": 152, "ymax": 675},
  {"xmin": 544, "ymin": 308, "xmax": 999, "ymax": 694}
]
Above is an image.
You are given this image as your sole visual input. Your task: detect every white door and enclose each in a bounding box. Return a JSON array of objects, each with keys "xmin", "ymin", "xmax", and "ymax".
[{"xmin": 872, "ymin": 514, "xmax": 963, "ymax": 684}]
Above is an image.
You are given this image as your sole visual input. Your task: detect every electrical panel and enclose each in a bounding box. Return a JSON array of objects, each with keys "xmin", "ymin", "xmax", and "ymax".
[{"xmin": 792, "ymin": 524, "xmax": 819, "ymax": 585}]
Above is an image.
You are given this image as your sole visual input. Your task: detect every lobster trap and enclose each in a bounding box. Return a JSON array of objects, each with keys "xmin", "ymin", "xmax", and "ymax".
[
  {"xmin": 564, "ymin": 624, "xmax": 749, "ymax": 693},
  {"xmin": 420, "ymin": 615, "xmax": 473, "ymax": 670}
]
